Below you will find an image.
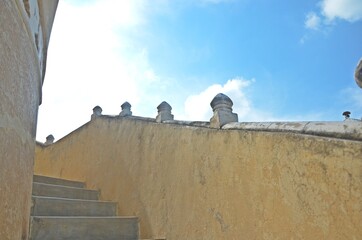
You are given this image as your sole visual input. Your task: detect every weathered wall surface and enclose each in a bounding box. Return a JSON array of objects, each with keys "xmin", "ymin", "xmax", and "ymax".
[
  {"xmin": 0, "ymin": 0, "xmax": 57, "ymax": 239},
  {"xmin": 35, "ymin": 117, "xmax": 362, "ymax": 239}
]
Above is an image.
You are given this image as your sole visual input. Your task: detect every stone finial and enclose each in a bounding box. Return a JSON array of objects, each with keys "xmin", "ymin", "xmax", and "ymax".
[
  {"xmin": 44, "ymin": 134, "xmax": 54, "ymax": 145},
  {"xmin": 156, "ymin": 101, "xmax": 174, "ymax": 123},
  {"xmin": 119, "ymin": 101, "xmax": 132, "ymax": 117},
  {"xmin": 210, "ymin": 93, "xmax": 238, "ymax": 128},
  {"xmin": 355, "ymin": 58, "xmax": 362, "ymax": 88},
  {"xmin": 91, "ymin": 106, "xmax": 102, "ymax": 120},
  {"xmin": 343, "ymin": 111, "xmax": 351, "ymax": 119}
]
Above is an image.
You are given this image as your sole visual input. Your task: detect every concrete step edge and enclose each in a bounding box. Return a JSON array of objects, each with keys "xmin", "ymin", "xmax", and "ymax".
[
  {"xmin": 33, "ymin": 175, "xmax": 85, "ymax": 188},
  {"xmin": 31, "ymin": 195, "xmax": 118, "ymax": 217},
  {"xmin": 141, "ymin": 239, "xmax": 167, "ymax": 240},
  {"xmin": 30, "ymin": 196, "xmax": 118, "ymax": 217},
  {"xmin": 32, "ymin": 182, "xmax": 91, "ymax": 191},
  {"xmin": 31, "ymin": 216, "xmax": 138, "ymax": 220},
  {"xmin": 32, "ymin": 182, "xmax": 99, "ymax": 200},
  {"xmin": 30, "ymin": 216, "xmax": 140, "ymax": 240},
  {"xmin": 31, "ymin": 195, "xmax": 114, "ymax": 204}
]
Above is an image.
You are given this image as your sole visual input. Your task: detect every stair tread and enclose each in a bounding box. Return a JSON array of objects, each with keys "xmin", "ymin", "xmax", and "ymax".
[
  {"xmin": 30, "ymin": 216, "xmax": 139, "ymax": 240},
  {"xmin": 32, "ymin": 216, "xmax": 137, "ymax": 219},
  {"xmin": 31, "ymin": 196, "xmax": 118, "ymax": 217},
  {"xmin": 33, "ymin": 175, "xmax": 85, "ymax": 188},
  {"xmin": 30, "ymin": 176, "xmax": 139, "ymax": 239},
  {"xmin": 33, "ymin": 182, "xmax": 89, "ymax": 190},
  {"xmin": 31, "ymin": 195, "xmax": 113, "ymax": 203},
  {"xmin": 32, "ymin": 182, "xmax": 99, "ymax": 200}
]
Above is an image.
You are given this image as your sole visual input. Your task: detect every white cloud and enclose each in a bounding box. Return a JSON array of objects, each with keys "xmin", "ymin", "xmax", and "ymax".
[
  {"xmin": 181, "ymin": 78, "xmax": 329, "ymax": 122},
  {"xmin": 305, "ymin": 12, "xmax": 321, "ymax": 30},
  {"xmin": 37, "ymin": 0, "xmax": 332, "ymax": 142},
  {"xmin": 37, "ymin": 0, "xmax": 245, "ymax": 142},
  {"xmin": 305, "ymin": 0, "xmax": 362, "ymax": 32},
  {"xmin": 37, "ymin": 0, "xmax": 167, "ymax": 141},
  {"xmin": 321, "ymin": 0, "xmax": 362, "ymax": 22},
  {"xmin": 183, "ymin": 78, "xmax": 253, "ymax": 121}
]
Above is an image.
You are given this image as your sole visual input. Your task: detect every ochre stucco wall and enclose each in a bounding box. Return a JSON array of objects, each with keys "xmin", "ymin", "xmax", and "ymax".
[
  {"xmin": 0, "ymin": 1, "xmax": 57, "ymax": 239},
  {"xmin": 0, "ymin": 2, "xmax": 41, "ymax": 239},
  {"xmin": 35, "ymin": 117, "xmax": 362, "ymax": 239}
]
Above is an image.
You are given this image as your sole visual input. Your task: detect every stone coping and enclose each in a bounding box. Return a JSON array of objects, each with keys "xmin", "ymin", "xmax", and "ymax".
[
  {"xmin": 94, "ymin": 115, "xmax": 211, "ymax": 128},
  {"xmin": 38, "ymin": 115, "xmax": 362, "ymax": 146},
  {"xmin": 223, "ymin": 119, "xmax": 362, "ymax": 141}
]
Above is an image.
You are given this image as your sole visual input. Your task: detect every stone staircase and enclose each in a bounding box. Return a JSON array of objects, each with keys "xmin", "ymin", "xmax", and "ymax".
[{"xmin": 30, "ymin": 175, "xmax": 139, "ymax": 240}]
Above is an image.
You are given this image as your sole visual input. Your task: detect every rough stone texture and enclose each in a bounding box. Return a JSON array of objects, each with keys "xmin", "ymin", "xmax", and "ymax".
[
  {"xmin": 355, "ymin": 58, "xmax": 362, "ymax": 88},
  {"xmin": 0, "ymin": 1, "xmax": 57, "ymax": 239},
  {"xmin": 35, "ymin": 117, "xmax": 362, "ymax": 239}
]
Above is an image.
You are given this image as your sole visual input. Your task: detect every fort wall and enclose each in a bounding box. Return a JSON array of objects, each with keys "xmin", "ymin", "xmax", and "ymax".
[
  {"xmin": 35, "ymin": 115, "xmax": 362, "ymax": 239},
  {"xmin": 0, "ymin": 1, "xmax": 57, "ymax": 238}
]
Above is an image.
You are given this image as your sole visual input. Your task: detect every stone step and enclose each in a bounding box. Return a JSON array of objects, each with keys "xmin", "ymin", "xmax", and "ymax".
[
  {"xmin": 141, "ymin": 239, "xmax": 166, "ymax": 240},
  {"xmin": 30, "ymin": 216, "xmax": 139, "ymax": 240},
  {"xmin": 33, "ymin": 175, "xmax": 85, "ymax": 188},
  {"xmin": 31, "ymin": 196, "xmax": 117, "ymax": 216},
  {"xmin": 32, "ymin": 182, "xmax": 99, "ymax": 200}
]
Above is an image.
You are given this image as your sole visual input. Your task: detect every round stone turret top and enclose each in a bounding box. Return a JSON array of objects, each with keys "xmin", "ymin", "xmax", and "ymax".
[
  {"xmin": 210, "ymin": 93, "xmax": 233, "ymax": 111},
  {"xmin": 45, "ymin": 134, "xmax": 55, "ymax": 145},
  {"xmin": 119, "ymin": 101, "xmax": 132, "ymax": 117},
  {"xmin": 157, "ymin": 101, "xmax": 172, "ymax": 112},
  {"xmin": 355, "ymin": 58, "xmax": 362, "ymax": 88},
  {"xmin": 46, "ymin": 134, "xmax": 54, "ymax": 142},
  {"xmin": 92, "ymin": 106, "xmax": 102, "ymax": 115},
  {"xmin": 343, "ymin": 111, "xmax": 351, "ymax": 119},
  {"xmin": 121, "ymin": 101, "xmax": 131, "ymax": 110}
]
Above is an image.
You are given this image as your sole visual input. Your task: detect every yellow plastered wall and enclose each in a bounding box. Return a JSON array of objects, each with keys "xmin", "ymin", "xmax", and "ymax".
[
  {"xmin": 35, "ymin": 117, "xmax": 362, "ymax": 239},
  {"xmin": 0, "ymin": 1, "xmax": 57, "ymax": 239},
  {"xmin": 0, "ymin": 2, "xmax": 41, "ymax": 239}
]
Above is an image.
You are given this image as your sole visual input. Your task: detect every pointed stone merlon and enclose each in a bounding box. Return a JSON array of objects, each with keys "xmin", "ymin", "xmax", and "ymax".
[
  {"xmin": 156, "ymin": 101, "xmax": 174, "ymax": 123},
  {"xmin": 355, "ymin": 58, "xmax": 362, "ymax": 88},
  {"xmin": 44, "ymin": 134, "xmax": 54, "ymax": 145},
  {"xmin": 210, "ymin": 93, "xmax": 238, "ymax": 128},
  {"xmin": 91, "ymin": 106, "xmax": 102, "ymax": 120},
  {"xmin": 119, "ymin": 101, "xmax": 132, "ymax": 117}
]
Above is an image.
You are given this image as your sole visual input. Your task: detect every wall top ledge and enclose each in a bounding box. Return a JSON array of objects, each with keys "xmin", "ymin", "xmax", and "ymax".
[
  {"xmin": 223, "ymin": 121, "xmax": 362, "ymax": 141},
  {"xmin": 37, "ymin": 115, "xmax": 362, "ymax": 146},
  {"xmin": 162, "ymin": 120, "xmax": 210, "ymax": 127},
  {"xmin": 100, "ymin": 115, "xmax": 210, "ymax": 128},
  {"xmin": 36, "ymin": 141, "xmax": 46, "ymax": 147},
  {"xmin": 99, "ymin": 115, "xmax": 362, "ymax": 141}
]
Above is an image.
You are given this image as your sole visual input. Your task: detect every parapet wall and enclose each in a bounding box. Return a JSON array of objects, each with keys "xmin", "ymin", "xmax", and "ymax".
[{"xmin": 35, "ymin": 115, "xmax": 362, "ymax": 239}]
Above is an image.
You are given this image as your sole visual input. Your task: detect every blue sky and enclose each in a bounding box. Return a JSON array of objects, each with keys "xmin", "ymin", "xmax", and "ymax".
[{"xmin": 37, "ymin": 0, "xmax": 362, "ymax": 141}]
